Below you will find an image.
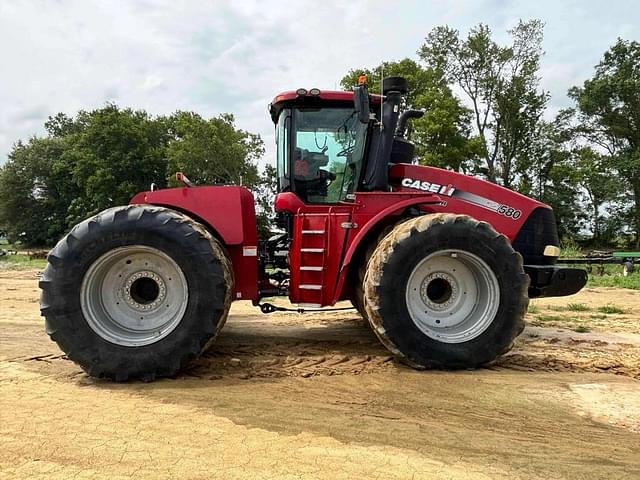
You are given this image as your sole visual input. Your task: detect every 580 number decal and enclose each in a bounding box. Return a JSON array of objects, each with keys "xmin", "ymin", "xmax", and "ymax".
[{"xmin": 497, "ymin": 204, "xmax": 522, "ymax": 219}]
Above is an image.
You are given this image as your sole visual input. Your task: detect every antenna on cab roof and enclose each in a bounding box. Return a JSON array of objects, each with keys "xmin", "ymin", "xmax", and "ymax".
[{"xmin": 380, "ymin": 64, "xmax": 384, "ymax": 131}]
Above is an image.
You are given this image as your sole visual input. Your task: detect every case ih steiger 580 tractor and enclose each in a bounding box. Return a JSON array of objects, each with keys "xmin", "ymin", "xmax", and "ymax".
[{"xmin": 40, "ymin": 77, "xmax": 587, "ymax": 381}]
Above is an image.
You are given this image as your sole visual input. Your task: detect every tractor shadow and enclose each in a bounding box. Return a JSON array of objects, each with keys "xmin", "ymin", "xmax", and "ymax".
[
  {"xmin": 19, "ymin": 309, "xmax": 400, "ymax": 385},
  {"xmin": 181, "ymin": 312, "xmax": 397, "ymax": 380}
]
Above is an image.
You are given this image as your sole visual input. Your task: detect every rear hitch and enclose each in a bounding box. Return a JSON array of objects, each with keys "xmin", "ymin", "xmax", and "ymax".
[
  {"xmin": 259, "ymin": 302, "xmax": 280, "ymax": 314},
  {"xmin": 256, "ymin": 302, "xmax": 355, "ymax": 315}
]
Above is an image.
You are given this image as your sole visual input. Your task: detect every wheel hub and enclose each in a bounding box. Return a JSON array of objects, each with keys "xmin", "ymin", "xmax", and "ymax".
[
  {"xmin": 123, "ymin": 271, "xmax": 166, "ymax": 310},
  {"xmin": 420, "ymin": 272, "xmax": 458, "ymax": 311}
]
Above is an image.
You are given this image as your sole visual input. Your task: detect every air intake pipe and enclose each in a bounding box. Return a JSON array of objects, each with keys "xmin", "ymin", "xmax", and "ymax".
[
  {"xmin": 361, "ymin": 77, "xmax": 406, "ymax": 191},
  {"xmin": 395, "ymin": 109, "xmax": 424, "ymax": 138}
]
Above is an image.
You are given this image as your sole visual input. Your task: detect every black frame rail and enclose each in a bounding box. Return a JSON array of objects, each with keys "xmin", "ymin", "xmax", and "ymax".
[{"xmin": 559, "ymin": 251, "xmax": 638, "ymax": 275}]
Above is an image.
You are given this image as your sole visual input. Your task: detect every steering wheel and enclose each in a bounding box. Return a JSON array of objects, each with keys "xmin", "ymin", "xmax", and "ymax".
[{"xmin": 336, "ymin": 145, "xmax": 355, "ymax": 157}]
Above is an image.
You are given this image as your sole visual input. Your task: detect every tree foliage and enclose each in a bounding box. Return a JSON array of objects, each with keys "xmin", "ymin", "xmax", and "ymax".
[
  {"xmin": 52, "ymin": 106, "xmax": 170, "ymax": 225},
  {"xmin": 0, "ymin": 137, "xmax": 68, "ymax": 245},
  {"xmin": 568, "ymin": 39, "xmax": 640, "ymax": 246},
  {"xmin": 517, "ymin": 112, "xmax": 583, "ymax": 238},
  {"xmin": 419, "ymin": 20, "xmax": 549, "ymax": 187},
  {"xmin": 341, "ymin": 59, "xmax": 479, "ymax": 171},
  {"xmin": 339, "ymin": 23, "xmax": 639, "ymax": 244},
  {"xmin": 165, "ymin": 112, "xmax": 263, "ymax": 187},
  {"xmin": 573, "ymin": 148, "xmax": 622, "ymax": 242},
  {"xmin": 2, "ymin": 27, "xmax": 639, "ymax": 249},
  {"xmin": 0, "ymin": 105, "xmax": 264, "ymax": 246},
  {"xmin": 254, "ymin": 163, "xmax": 278, "ymax": 239}
]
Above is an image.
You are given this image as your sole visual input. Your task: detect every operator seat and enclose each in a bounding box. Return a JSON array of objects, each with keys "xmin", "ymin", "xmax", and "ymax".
[{"xmin": 293, "ymin": 148, "xmax": 333, "ymax": 202}]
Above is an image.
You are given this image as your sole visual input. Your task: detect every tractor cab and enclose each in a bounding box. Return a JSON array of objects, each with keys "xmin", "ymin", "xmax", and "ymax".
[
  {"xmin": 269, "ymin": 90, "xmax": 371, "ymax": 204},
  {"xmin": 269, "ymin": 77, "xmax": 425, "ymax": 206}
]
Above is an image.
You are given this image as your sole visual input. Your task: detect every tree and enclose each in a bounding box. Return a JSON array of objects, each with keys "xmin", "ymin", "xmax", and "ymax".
[
  {"xmin": 0, "ymin": 137, "xmax": 67, "ymax": 246},
  {"xmin": 165, "ymin": 112, "xmax": 263, "ymax": 187},
  {"xmin": 60, "ymin": 105, "xmax": 170, "ymax": 225},
  {"xmin": 254, "ymin": 164, "xmax": 278, "ymax": 239},
  {"xmin": 164, "ymin": 111, "xmax": 269, "ymax": 235},
  {"xmin": 568, "ymin": 39, "xmax": 640, "ymax": 247},
  {"xmin": 341, "ymin": 58, "xmax": 479, "ymax": 171},
  {"xmin": 419, "ymin": 20, "xmax": 549, "ymax": 187},
  {"xmin": 0, "ymin": 105, "xmax": 266, "ymax": 246},
  {"xmin": 572, "ymin": 148, "xmax": 622, "ymax": 243},
  {"xmin": 519, "ymin": 113, "xmax": 583, "ymax": 238}
]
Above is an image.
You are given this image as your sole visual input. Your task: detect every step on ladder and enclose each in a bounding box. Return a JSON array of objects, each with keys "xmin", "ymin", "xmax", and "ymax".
[{"xmin": 296, "ymin": 213, "xmax": 329, "ymax": 307}]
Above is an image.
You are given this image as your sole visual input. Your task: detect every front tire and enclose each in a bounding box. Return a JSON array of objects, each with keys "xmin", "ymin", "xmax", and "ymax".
[
  {"xmin": 39, "ymin": 205, "xmax": 233, "ymax": 381},
  {"xmin": 363, "ymin": 213, "xmax": 528, "ymax": 369}
]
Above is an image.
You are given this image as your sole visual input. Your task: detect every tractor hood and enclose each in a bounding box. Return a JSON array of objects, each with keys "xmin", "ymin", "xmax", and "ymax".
[{"xmin": 388, "ymin": 163, "xmax": 559, "ymax": 264}]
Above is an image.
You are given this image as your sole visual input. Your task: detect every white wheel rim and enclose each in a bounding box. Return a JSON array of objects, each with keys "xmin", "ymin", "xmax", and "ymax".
[
  {"xmin": 80, "ymin": 245, "xmax": 188, "ymax": 347},
  {"xmin": 405, "ymin": 249, "xmax": 500, "ymax": 343}
]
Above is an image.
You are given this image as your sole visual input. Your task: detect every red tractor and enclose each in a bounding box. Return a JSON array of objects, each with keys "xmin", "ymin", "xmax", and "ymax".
[{"xmin": 39, "ymin": 77, "xmax": 587, "ymax": 381}]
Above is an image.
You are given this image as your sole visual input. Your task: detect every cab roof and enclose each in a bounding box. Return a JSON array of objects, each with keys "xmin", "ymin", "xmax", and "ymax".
[{"xmin": 269, "ymin": 89, "xmax": 382, "ymax": 123}]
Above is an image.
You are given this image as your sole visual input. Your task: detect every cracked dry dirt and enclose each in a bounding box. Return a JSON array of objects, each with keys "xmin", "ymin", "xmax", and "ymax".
[{"xmin": 1, "ymin": 269, "xmax": 639, "ymax": 479}]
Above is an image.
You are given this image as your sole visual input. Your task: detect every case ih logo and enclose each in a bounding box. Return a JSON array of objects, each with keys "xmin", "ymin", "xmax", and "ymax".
[{"xmin": 401, "ymin": 178, "xmax": 456, "ymax": 196}]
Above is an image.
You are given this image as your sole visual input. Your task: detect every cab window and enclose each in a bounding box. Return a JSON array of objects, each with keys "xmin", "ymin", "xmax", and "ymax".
[{"xmin": 292, "ymin": 107, "xmax": 367, "ymax": 203}]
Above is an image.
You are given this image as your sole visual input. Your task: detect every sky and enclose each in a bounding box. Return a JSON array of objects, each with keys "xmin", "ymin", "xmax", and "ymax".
[{"xmin": 0, "ymin": 0, "xmax": 638, "ymax": 169}]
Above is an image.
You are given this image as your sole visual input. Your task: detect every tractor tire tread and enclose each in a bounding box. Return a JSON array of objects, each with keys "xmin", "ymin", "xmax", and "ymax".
[
  {"xmin": 363, "ymin": 213, "xmax": 528, "ymax": 369},
  {"xmin": 39, "ymin": 204, "xmax": 234, "ymax": 381}
]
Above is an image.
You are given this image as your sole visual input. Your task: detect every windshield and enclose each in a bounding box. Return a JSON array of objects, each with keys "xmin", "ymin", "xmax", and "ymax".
[{"xmin": 291, "ymin": 107, "xmax": 367, "ymax": 203}]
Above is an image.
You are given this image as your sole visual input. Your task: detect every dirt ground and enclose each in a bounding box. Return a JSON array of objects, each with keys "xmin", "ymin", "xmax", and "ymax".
[{"xmin": 1, "ymin": 268, "xmax": 639, "ymax": 479}]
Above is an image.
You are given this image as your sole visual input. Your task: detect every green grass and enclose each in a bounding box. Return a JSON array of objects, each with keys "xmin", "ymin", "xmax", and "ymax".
[
  {"xmin": 555, "ymin": 261, "xmax": 640, "ymax": 290},
  {"xmin": 536, "ymin": 314, "xmax": 568, "ymax": 322},
  {"xmin": 573, "ymin": 325, "xmax": 591, "ymax": 333},
  {"xmin": 587, "ymin": 271, "xmax": 640, "ymax": 290},
  {"xmin": 590, "ymin": 313, "xmax": 607, "ymax": 320},
  {"xmin": 0, "ymin": 255, "xmax": 47, "ymax": 270},
  {"xmin": 597, "ymin": 304, "xmax": 625, "ymax": 314},
  {"xmin": 560, "ymin": 238, "xmax": 582, "ymax": 258},
  {"xmin": 0, "ymin": 240, "xmax": 22, "ymax": 251},
  {"xmin": 548, "ymin": 305, "xmax": 566, "ymax": 312},
  {"xmin": 562, "ymin": 263, "xmax": 640, "ymax": 290},
  {"xmin": 527, "ymin": 304, "xmax": 540, "ymax": 314},
  {"xmin": 566, "ymin": 303, "xmax": 591, "ymax": 312},
  {"xmin": 0, "ymin": 239, "xmax": 49, "ymax": 269}
]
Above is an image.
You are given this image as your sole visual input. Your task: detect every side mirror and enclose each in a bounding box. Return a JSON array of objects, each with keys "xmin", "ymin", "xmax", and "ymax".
[{"xmin": 353, "ymin": 83, "xmax": 370, "ymax": 124}]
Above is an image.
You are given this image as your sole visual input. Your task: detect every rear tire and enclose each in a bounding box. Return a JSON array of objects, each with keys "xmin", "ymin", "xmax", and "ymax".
[
  {"xmin": 39, "ymin": 205, "xmax": 233, "ymax": 381},
  {"xmin": 363, "ymin": 213, "xmax": 528, "ymax": 369}
]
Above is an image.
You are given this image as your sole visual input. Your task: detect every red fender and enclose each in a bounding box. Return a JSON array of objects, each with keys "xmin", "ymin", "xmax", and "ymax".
[
  {"xmin": 130, "ymin": 185, "xmax": 256, "ymax": 245},
  {"xmin": 332, "ymin": 193, "xmax": 441, "ymax": 303},
  {"xmin": 130, "ymin": 185, "xmax": 258, "ymax": 301}
]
